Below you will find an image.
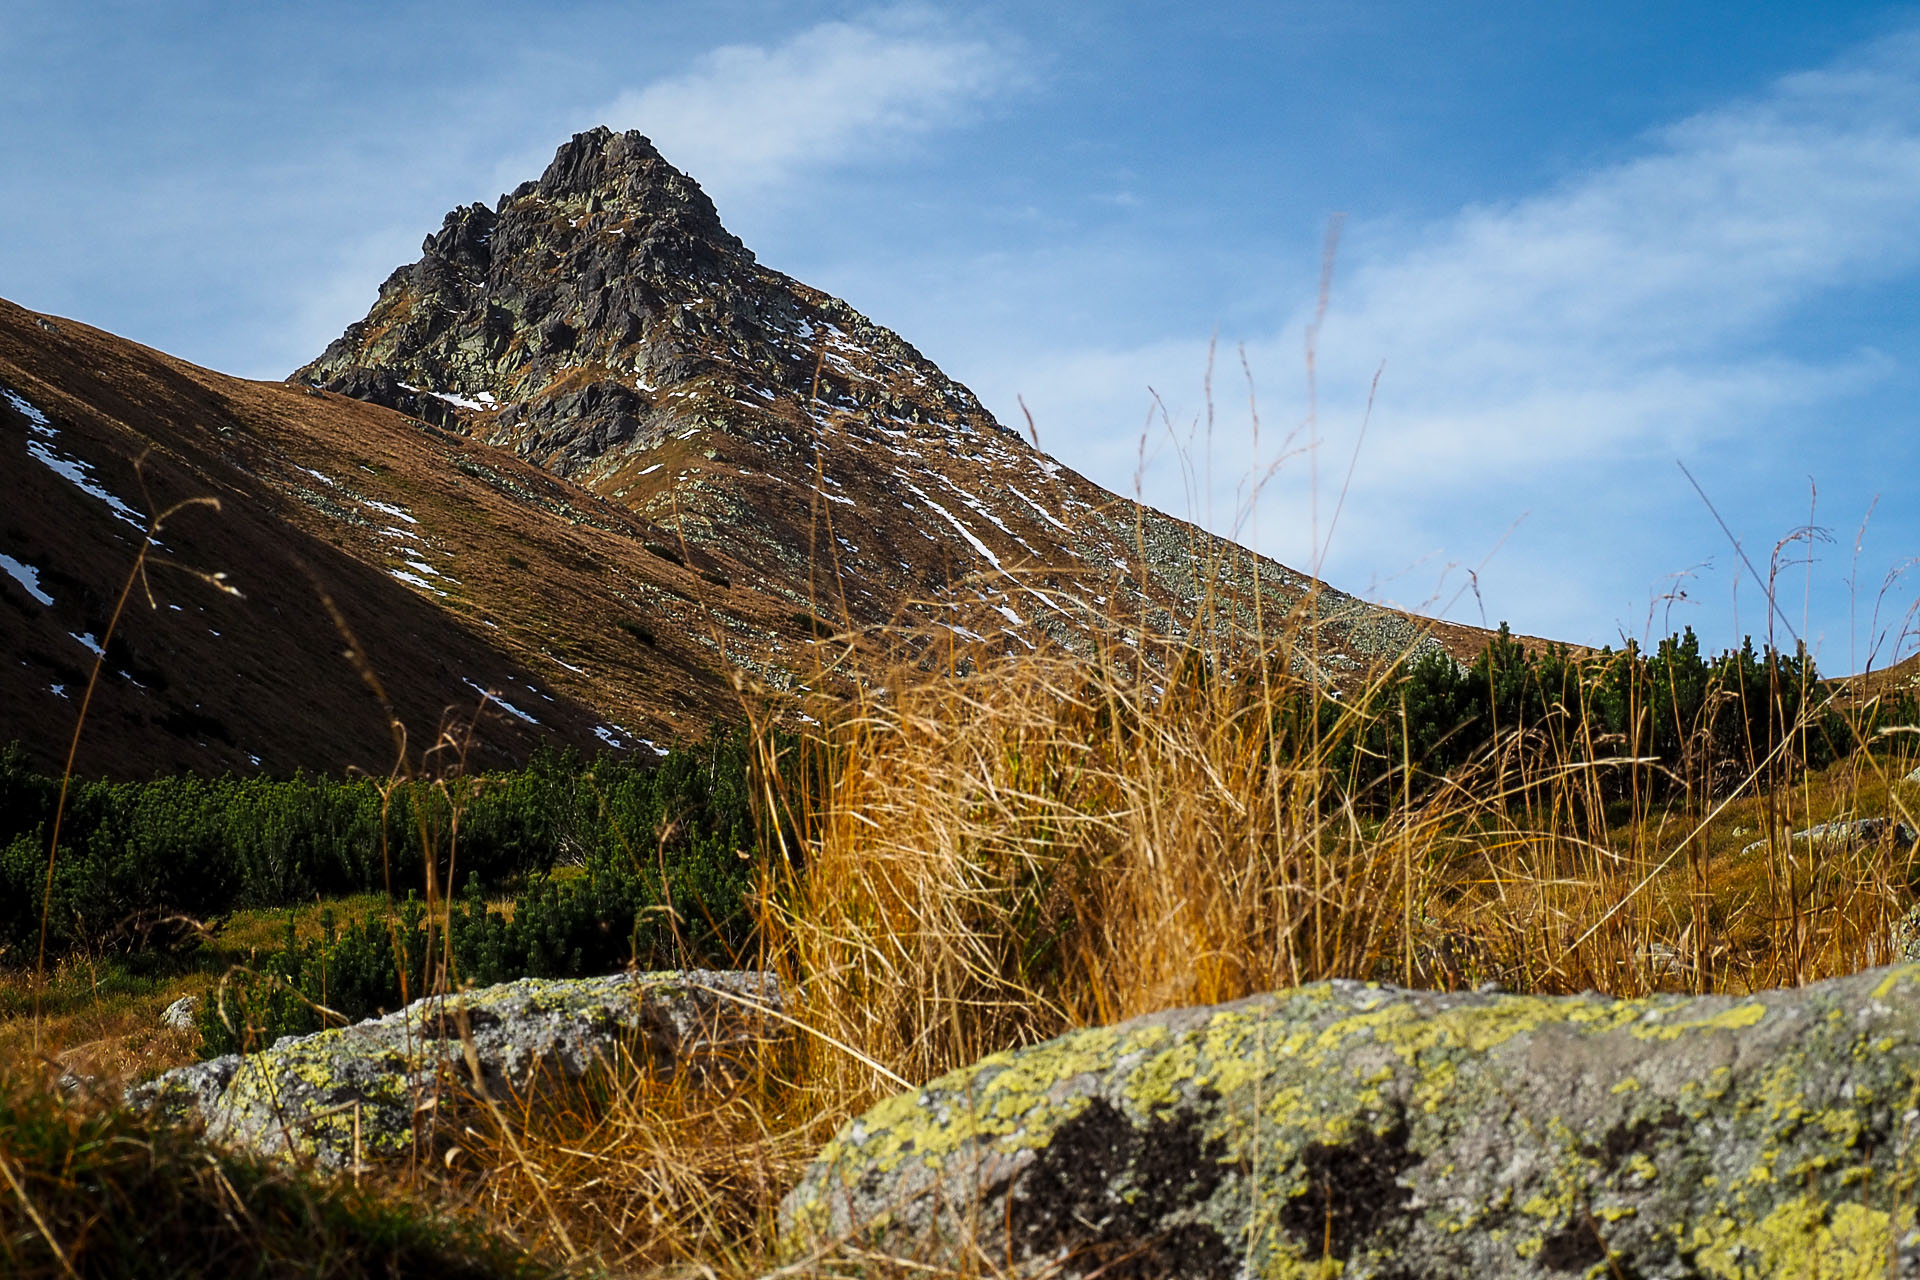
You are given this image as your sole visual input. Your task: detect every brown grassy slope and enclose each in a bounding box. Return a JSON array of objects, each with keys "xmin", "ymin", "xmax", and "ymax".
[
  {"xmin": 2, "ymin": 291, "xmax": 1537, "ymax": 783},
  {"xmin": 0, "ymin": 298, "xmax": 775, "ymax": 777}
]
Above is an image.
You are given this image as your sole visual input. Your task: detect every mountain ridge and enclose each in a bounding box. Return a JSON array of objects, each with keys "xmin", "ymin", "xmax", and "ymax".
[
  {"xmin": 298, "ymin": 127, "xmax": 1468, "ymax": 675},
  {"xmin": 0, "ymin": 129, "xmax": 1502, "ymax": 778}
]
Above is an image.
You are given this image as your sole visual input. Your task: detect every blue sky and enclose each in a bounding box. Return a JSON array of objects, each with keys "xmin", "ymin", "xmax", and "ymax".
[{"xmin": 5, "ymin": 2, "xmax": 1920, "ymax": 670}]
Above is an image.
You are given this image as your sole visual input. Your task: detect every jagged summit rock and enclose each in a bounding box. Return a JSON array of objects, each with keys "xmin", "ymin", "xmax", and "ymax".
[
  {"xmin": 521, "ymin": 126, "xmax": 746, "ymax": 257},
  {"xmin": 299, "ymin": 126, "xmax": 1470, "ymax": 681},
  {"xmin": 297, "ymin": 126, "xmax": 972, "ymax": 483}
]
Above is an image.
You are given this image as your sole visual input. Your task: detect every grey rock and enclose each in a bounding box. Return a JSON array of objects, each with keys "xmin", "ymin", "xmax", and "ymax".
[
  {"xmin": 159, "ymin": 994, "xmax": 199, "ymax": 1031},
  {"xmin": 782, "ymin": 966, "xmax": 1920, "ymax": 1278},
  {"xmin": 1636, "ymin": 941, "xmax": 1686, "ymax": 980},
  {"xmin": 137, "ymin": 1053, "xmax": 242, "ymax": 1124},
  {"xmin": 56, "ymin": 1069, "xmax": 98, "ymax": 1096},
  {"xmin": 132, "ymin": 969, "xmax": 780, "ymax": 1167},
  {"xmin": 1740, "ymin": 816, "xmax": 1918, "ymax": 858},
  {"xmin": 1794, "ymin": 817, "xmax": 1917, "ymax": 848},
  {"xmin": 1892, "ymin": 905, "xmax": 1920, "ymax": 964}
]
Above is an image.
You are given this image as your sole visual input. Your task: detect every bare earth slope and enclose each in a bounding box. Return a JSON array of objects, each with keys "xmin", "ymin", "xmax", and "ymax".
[
  {"xmin": 0, "ymin": 299, "xmax": 755, "ymax": 776},
  {"xmin": 4, "ymin": 128, "xmax": 1494, "ymax": 778}
]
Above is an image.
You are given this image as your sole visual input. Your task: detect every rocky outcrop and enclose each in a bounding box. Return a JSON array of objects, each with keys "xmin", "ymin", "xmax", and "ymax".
[
  {"xmin": 293, "ymin": 126, "xmax": 947, "ymax": 481},
  {"xmin": 782, "ymin": 968, "xmax": 1920, "ymax": 1278},
  {"xmin": 133, "ymin": 970, "xmax": 780, "ymax": 1167}
]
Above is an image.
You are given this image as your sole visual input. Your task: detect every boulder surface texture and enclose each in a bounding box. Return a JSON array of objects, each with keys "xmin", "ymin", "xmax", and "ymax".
[
  {"xmin": 134, "ymin": 970, "xmax": 779, "ymax": 1166},
  {"xmin": 781, "ymin": 966, "xmax": 1920, "ymax": 1279}
]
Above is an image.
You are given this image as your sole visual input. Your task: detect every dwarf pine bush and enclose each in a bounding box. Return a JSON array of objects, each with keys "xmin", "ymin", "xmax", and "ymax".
[{"xmin": 0, "ymin": 729, "xmax": 770, "ymax": 962}]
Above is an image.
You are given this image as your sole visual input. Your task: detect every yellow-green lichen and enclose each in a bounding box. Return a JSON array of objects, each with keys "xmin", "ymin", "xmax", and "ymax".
[
  {"xmin": 1628, "ymin": 999, "xmax": 1766, "ymax": 1042},
  {"xmin": 1686, "ymin": 1195, "xmax": 1900, "ymax": 1280},
  {"xmin": 1869, "ymin": 964, "xmax": 1920, "ymax": 1001},
  {"xmin": 810, "ymin": 1019, "xmax": 1177, "ymax": 1181}
]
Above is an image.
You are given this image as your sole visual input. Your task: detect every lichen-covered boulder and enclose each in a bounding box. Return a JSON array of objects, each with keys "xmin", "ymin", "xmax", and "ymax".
[
  {"xmin": 780, "ymin": 967, "xmax": 1920, "ymax": 1278},
  {"xmin": 133, "ymin": 969, "xmax": 779, "ymax": 1166},
  {"xmin": 159, "ymin": 994, "xmax": 199, "ymax": 1030}
]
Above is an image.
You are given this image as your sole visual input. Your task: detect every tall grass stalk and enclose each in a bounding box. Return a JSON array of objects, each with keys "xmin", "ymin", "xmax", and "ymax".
[{"xmin": 747, "ymin": 602, "xmax": 1917, "ymax": 1135}]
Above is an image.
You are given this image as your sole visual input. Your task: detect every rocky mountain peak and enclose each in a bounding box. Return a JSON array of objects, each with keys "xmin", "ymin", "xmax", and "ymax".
[
  {"xmin": 537, "ymin": 126, "xmax": 660, "ymax": 197},
  {"xmin": 296, "ymin": 128, "xmax": 1455, "ymax": 687},
  {"xmin": 296, "ymin": 127, "xmax": 811, "ymax": 476},
  {"xmin": 297, "ymin": 124, "xmax": 1001, "ymax": 492}
]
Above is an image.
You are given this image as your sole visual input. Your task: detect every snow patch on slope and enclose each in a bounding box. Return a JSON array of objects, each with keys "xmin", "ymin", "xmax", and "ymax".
[
  {"xmin": 462, "ymin": 678, "xmax": 540, "ymax": 725},
  {"xmin": 0, "ymin": 554, "xmax": 53, "ymax": 606},
  {"xmin": 7, "ymin": 388, "xmax": 145, "ymax": 529}
]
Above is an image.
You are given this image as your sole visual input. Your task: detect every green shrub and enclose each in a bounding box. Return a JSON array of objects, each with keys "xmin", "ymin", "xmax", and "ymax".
[
  {"xmin": 1266, "ymin": 624, "xmax": 1851, "ymax": 815},
  {"xmin": 198, "ymin": 730, "xmax": 776, "ymax": 1055},
  {"xmin": 0, "ymin": 727, "xmax": 771, "ymax": 963}
]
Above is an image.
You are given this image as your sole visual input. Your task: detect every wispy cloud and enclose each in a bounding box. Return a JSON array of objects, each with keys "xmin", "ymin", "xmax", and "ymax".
[
  {"xmin": 995, "ymin": 30, "xmax": 1920, "ymax": 647},
  {"xmin": 594, "ymin": 10, "xmax": 1020, "ymax": 209},
  {"xmin": 1317, "ymin": 30, "xmax": 1920, "ymax": 478}
]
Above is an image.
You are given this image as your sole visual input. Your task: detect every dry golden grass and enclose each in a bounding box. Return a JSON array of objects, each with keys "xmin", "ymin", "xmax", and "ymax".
[
  {"xmin": 427, "ymin": 610, "xmax": 1920, "ymax": 1275},
  {"xmin": 9, "ymin": 558, "xmax": 1920, "ymax": 1277}
]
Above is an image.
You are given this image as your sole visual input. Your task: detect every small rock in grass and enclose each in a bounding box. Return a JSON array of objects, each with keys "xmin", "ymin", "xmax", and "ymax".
[
  {"xmin": 1891, "ymin": 905, "xmax": 1920, "ymax": 964},
  {"xmin": 1740, "ymin": 816, "xmax": 1918, "ymax": 858},
  {"xmin": 160, "ymin": 995, "xmax": 199, "ymax": 1031}
]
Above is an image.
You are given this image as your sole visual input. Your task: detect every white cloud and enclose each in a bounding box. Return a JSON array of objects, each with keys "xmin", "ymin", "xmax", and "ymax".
[
  {"xmin": 594, "ymin": 11, "xmax": 1018, "ymax": 209},
  {"xmin": 981, "ymin": 30, "xmax": 1920, "ymax": 648},
  {"xmin": 1316, "ymin": 35, "xmax": 1920, "ymax": 478}
]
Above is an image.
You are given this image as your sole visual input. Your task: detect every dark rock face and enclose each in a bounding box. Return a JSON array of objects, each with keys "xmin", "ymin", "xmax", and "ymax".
[
  {"xmin": 1012, "ymin": 1096, "xmax": 1241, "ymax": 1279},
  {"xmin": 299, "ymin": 126, "xmax": 826, "ymax": 477},
  {"xmin": 312, "ymin": 366, "xmax": 450, "ymax": 425},
  {"xmin": 781, "ymin": 967, "xmax": 1920, "ymax": 1278}
]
